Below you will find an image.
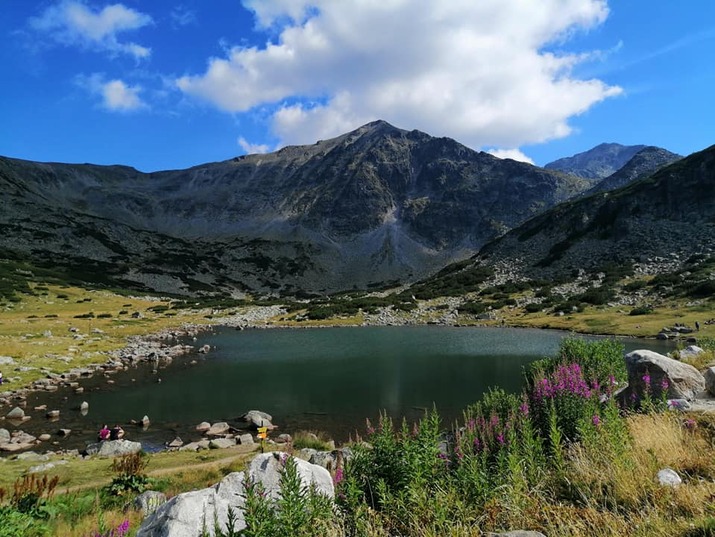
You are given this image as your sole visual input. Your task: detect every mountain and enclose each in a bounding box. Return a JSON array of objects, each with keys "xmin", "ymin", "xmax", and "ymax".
[
  {"xmin": 545, "ymin": 143, "xmax": 647, "ymax": 180},
  {"xmin": 475, "ymin": 144, "xmax": 715, "ymax": 279},
  {"xmin": 587, "ymin": 146, "xmax": 681, "ymax": 194},
  {"xmin": 0, "ymin": 121, "xmax": 590, "ymax": 295}
]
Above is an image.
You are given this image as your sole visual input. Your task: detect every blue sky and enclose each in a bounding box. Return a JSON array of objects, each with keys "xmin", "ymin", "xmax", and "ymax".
[{"xmin": 1, "ymin": 1, "xmax": 713, "ymax": 172}]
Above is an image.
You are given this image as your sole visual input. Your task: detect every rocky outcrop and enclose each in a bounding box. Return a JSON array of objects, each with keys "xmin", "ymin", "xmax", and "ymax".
[
  {"xmin": 84, "ymin": 439, "xmax": 142, "ymax": 457},
  {"xmin": 242, "ymin": 410, "xmax": 273, "ymax": 429},
  {"xmin": 137, "ymin": 453, "xmax": 333, "ymax": 537},
  {"xmin": 704, "ymin": 367, "xmax": 715, "ymax": 397},
  {"xmin": 624, "ymin": 350, "xmax": 706, "ymax": 401}
]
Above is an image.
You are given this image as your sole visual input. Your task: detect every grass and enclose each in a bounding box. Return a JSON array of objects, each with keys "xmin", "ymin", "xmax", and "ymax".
[
  {"xmin": 0, "ymin": 283, "xmax": 219, "ymax": 388},
  {"xmin": 291, "ymin": 430, "xmax": 334, "ymax": 451}
]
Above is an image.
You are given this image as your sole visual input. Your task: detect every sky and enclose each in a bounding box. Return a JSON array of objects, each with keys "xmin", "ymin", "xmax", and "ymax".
[{"xmin": 1, "ymin": 0, "xmax": 714, "ymax": 172}]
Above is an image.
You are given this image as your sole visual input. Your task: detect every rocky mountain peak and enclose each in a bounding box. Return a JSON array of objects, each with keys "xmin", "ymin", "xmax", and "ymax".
[{"xmin": 545, "ymin": 142, "xmax": 648, "ymax": 180}]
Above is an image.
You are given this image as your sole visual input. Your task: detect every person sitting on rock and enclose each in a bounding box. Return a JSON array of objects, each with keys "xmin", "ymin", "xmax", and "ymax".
[
  {"xmin": 98, "ymin": 424, "xmax": 110, "ymax": 442},
  {"xmin": 109, "ymin": 424, "xmax": 125, "ymax": 441}
]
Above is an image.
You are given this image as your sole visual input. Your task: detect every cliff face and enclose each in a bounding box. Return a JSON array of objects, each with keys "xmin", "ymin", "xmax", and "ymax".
[{"xmin": 0, "ymin": 121, "xmax": 590, "ymax": 294}]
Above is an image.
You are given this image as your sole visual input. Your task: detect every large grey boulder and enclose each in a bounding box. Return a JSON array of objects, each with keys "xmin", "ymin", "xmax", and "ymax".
[
  {"xmin": 678, "ymin": 345, "xmax": 705, "ymax": 361},
  {"xmin": 704, "ymin": 367, "xmax": 715, "ymax": 397},
  {"xmin": 241, "ymin": 410, "xmax": 273, "ymax": 429},
  {"xmin": 137, "ymin": 453, "xmax": 333, "ymax": 537},
  {"xmin": 209, "ymin": 438, "xmax": 236, "ymax": 449},
  {"xmin": 84, "ymin": 439, "xmax": 142, "ymax": 457},
  {"xmin": 0, "ymin": 428, "xmax": 10, "ymax": 445},
  {"xmin": 205, "ymin": 422, "xmax": 230, "ymax": 436},
  {"xmin": 625, "ymin": 350, "xmax": 706, "ymax": 401}
]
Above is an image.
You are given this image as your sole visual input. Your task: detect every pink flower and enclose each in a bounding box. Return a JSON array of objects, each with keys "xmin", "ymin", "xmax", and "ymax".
[
  {"xmin": 333, "ymin": 467, "xmax": 344, "ymax": 486},
  {"xmin": 592, "ymin": 414, "xmax": 601, "ymax": 427}
]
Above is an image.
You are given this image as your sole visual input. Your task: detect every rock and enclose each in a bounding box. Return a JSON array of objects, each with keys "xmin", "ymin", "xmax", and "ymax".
[
  {"xmin": 657, "ymin": 468, "xmax": 682, "ymax": 487},
  {"xmin": 0, "ymin": 428, "xmax": 10, "ymax": 444},
  {"xmin": 209, "ymin": 438, "xmax": 236, "ymax": 449},
  {"xmin": 28, "ymin": 460, "xmax": 68, "ymax": 473},
  {"xmin": 179, "ymin": 440, "xmax": 211, "ymax": 452},
  {"xmin": 275, "ymin": 433, "xmax": 292, "ymax": 444},
  {"xmin": 237, "ymin": 434, "xmax": 254, "ymax": 446},
  {"xmin": 80, "ymin": 401, "xmax": 89, "ymax": 412},
  {"xmin": 38, "ymin": 434, "xmax": 51, "ymax": 442},
  {"xmin": 656, "ymin": 332, "xmax": 669, "ymax": 340},
  {"xmin": 624, "ymin": 350, "xmax": 706, "ymax": 401},
  {"xmin": 167, "ymin": 437, "xmax": 184, "ymax": 448},
  {"xmin": 46, "ymin": 410, "xmax": 60, "ymax": 419},
  {"xmin": 242, "ymin": 410, "xmax": 273, "ymax": 429},
  {"xmin": 15, "ymin": 451, "xmax": 48, "ymax": 462},
  {"xmin": 137, "ymin": 453, "xmax": 333, "ymax": 537},
  {"xmin": 133, "ymin": 490, "xmax": 167, "ymax": 516},
  {"xmin": 6, "ymin": 407, "xmax": 25, "ymax": 420},
  {"xmin": 0, "ymin": 356, "xmax": 16, "ymax": 366},
  {"xmin": 679, "ymin": 345, "xmax": 705, "ymax": 361},
  {"xmin": 206, "ymin": 422, "xmax": 230, "ymax": 436},
  {"xmin": 34, "ymin": 405, "xmax": 47, "ymax": 411},
  {"xmin": 11, "ymin": 431, "xmax": 37, "ymax": 444},
  {"xmin": 198, "ymin": 344, "xmax": 211, "ymax": 354},
  {"xmin": 704, "ymin": 367, "xmax": 715, "ymax": 397},
  {"xmin": 74, "ymin": 387, "xmax": 84, "ymax": 394},
  {"xmin": 140, "ymin": 415, "xmax": 151, "ymax": 428},
  {"xmin": 57, "ymin": 428, "xmax": 71, "ymax": 437},
  {"xmin": 195, "ymin": 421, "xmax": 211, "ymax": 433},
  {"xmin": 84, "ymin": 439, "xmax": 142, "ymax": 457}
]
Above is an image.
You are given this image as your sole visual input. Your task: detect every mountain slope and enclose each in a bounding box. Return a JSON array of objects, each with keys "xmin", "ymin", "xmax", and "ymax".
[
  {"xmin": 588, "ymin": 146, "xmax": 682, "ymax": 194},
  {"xmin": 545, "ymin": 143, "xmax": 647, "ymax": 180},
  {"xmin": 0, "ymin": 121, "xmax": 590, "ymax": 294},
  {"xmin": 476, "ymin": 143, "xmax": 715, "ymax": 278}
]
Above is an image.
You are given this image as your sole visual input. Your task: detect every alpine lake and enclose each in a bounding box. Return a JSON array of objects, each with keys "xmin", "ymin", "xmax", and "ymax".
[{"xmin": 11, "ymin": 326, "xmax": 675, "ymax": 453}]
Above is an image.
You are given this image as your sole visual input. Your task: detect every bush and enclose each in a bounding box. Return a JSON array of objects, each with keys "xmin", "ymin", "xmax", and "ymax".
[
  {"xmin": 105, "ymin": 452, "xmax": 149, "ymax": 496},
  {"xmin": 629, "ymin": 305, "xmax": 653, "ymax": 316},
  {"xmin": 525, "ymin": 303, "xmax": 543, "ymax": 313}
]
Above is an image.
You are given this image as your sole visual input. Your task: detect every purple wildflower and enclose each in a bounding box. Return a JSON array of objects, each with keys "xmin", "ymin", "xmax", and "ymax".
[
  {"xmin": 519, "ymin": 401, "xmax": 529, "ymax": 416},
  {"xmin": 660, "ymin": 377, "xmax": 670, "ymax": 391},
  {"xmin": 592, "ymin": 414, "xmax": 601, "ymax": 427},
  {"xmin": 642, "ymin": 372, "xmax": 651, "ymax": 385},
  {"xmin": 365, "ymin": 418, "xmax": 374, "ymax": 435},
  {"xmin": 684, "ymin": 418, "xmax": 697, "ymax": 430},
  {"xmin": 496, "ymin": 433, "xmax": 505, "ymax": 446},
  {"xmin": 333, "ymin": 467, "xmax": 344, "ymax": 486}
]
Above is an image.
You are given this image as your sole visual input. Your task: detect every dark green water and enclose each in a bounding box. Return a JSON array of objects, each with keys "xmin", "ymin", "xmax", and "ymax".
[{"xmin": 16, "ymin": 326, "xmax": 674, "ymax": 450}]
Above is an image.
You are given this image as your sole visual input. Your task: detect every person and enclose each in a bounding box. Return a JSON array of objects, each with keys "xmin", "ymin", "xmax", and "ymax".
[
  {"xmin": 109, "ymin": 424, "xmax": 125, "ymax": 441},
  {"xmin": 98, "ymin": 424, "xmax": 110, "ymax": 442}
]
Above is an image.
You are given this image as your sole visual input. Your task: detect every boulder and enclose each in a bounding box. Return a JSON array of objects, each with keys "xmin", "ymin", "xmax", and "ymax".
[
  {"xmin": 195, "ymin": 421, "xmax": 211, "ymax": 433},
  {"xmin": 84, "ymin": 439, "xmax": 142, "ymax": 457},
  {"xmin": 0, "ymin": 428, "xmax": 10, "ymax": 445},
  {"xmin": 140, "ymin": 415, "xmax": 151, "ymax": 428},
  {"xmin": 57, "ymin": 429, "xmax": 71, "ymax": 437},
  {"xmin": 241, "ymin": 410, "xmax": 273, "ymax": 429},
  {"xmin": 237, "ymin": 434, "xmax": 254, "ymax": 446},
  {"xmin": 209, "ymin": 438, "xmax": 236, "ymax": 449},
  {"xmin": 137, "ymin": 453, "xmax": 333, "ymax": 537},
  {"xmin": 0, "ymin": 356, "xmax": 15, "ymax": 366},
  {"xmin": 206, "ymin": 422, "xmax": 230, "ymax": 436},
  {"xmin": 133, "ymin": 490, "xmax": 167, "ymax": 516},
  {"xmin": 38, "ymin": 434, "xmax": 51, "ymax": 442},
  {"xmin": 6, "ymin": 407, "xmax": 25, "ymax": 420},
  {"xmin": 624, "ymin": 350, "xmax": 706, "ymax": 401},
  {"xmin": 28, "ymin": 460, "xmax": 68, "ymax": 473},
  {"xmin": 679, "ymin": 345, "xmax": 705, "ymax": 361},
  {"xmin": 46, "ymin": 410, "xmax": 60, "ymax": 419},
  {"xmin": 80, "ymin": 401, "xmax": 89, "ymax": 412},
  {"xmin": 15, "ymin": 451, "xmax": 48, "ymax": 462},
  {"xmin": 657, "ymin": 468, "xmax": 682, "ymax": 487},
  {"xmin": 704, "ymin": 367, "xmax": 715, "ymax": 397},
  {"xmin": 178, "ymin": 440, "xmax": 210, "ymax": 452},
  {"xmin": 167, "ymin": 437, "xmax": 184, "ymax": 449},
  {"xmin": 198, "ymin": 345, "xmax": 211, "ymax": 354}
]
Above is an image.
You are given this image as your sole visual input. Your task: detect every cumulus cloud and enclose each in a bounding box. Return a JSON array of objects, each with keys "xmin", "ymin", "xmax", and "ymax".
[
  {"xmin": 238, "ymin": 136, "xmax": 270, "ymax": 154},
  {"xmin": 79, "ymin": 73, "xmax": 147, "ymax": 111},
  {"xmin": 177, "ymin": 0, "xmax": 621, "ymax": 151},
  {"xmin": 171, "ymin": 6, "xmax": 197, "ymax": 28},
  {"xmin": 488, "ymin": 149, "xmax": 535, "ymax": 165},
  {"xmin": 29, "ymin": 0, "xmax": 152, "ymax": 60}
]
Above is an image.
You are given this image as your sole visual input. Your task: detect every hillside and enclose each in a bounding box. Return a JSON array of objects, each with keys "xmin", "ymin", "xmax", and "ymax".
[
  {"xmin": 545, "ymin": 142, "xmax": 647, "ymax": 180},
  {"xmin": 0, "ymin": 121, "xmax": 589, "ymax": 295}
]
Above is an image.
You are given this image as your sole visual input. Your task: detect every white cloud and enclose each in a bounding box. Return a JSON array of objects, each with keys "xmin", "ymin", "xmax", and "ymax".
[
  {"xmin": 29, "ymin": 1, "xmax": 152, "ymax": 60},
  {"xmin": 177, "ymin": 0, "xmax": 621, "ymax": 151},
  {"xmin": 238, "ymin": 136, "xmax": 270, "ymax": 154},
  {"xmin": 80, "ymin": 73, "xmax": 146, "ymax": 111},
  {"xmin": 488, "ymin": 149, "xmax": 535, "ymax": 165},
  {"xmin": 171, "ymin": 6, "xmax": 197, "ymax": 28}
]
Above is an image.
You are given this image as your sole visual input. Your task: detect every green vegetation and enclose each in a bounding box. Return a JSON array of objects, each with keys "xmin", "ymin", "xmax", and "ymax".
[{"xmin": 292, "ymin": 431, "xmax": 334, "ymax": 451}]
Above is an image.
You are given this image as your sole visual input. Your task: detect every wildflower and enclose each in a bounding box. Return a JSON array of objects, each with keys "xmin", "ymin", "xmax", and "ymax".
[
  {"xmin": 496, "ymin": 433, "xmax": 505, "ymax": 446},
  {"xmin": 365, "ymin": 418, "xmax": 375, "ymax": 435},
  {"xmin": 519, "ymin": 401, "xmax": 529, "ymax": 416},
  {"xmin": 684, "ymin": 418, "xmax": 697, "ymax": 430},
  {"xmin": 660, "ymin": 377, "xmax": 670, "ymax": 391},
  {"xmin": 466, "ymin": 418, "xmax": 476, "ymax": 431},
  {"xmin": 333, "ymin": 467, "xmax": 344, "ymax": 486},
  {"xmin": 473, "ymin": 437, "xmax": 481, "ymax": 451},
  {"xmin": 642, "ymin": 371, "xmax": 651, "ymax": 386},
  {"xmin": 592, "ymin": 414, "xmax": 601, "ymax": 427}
]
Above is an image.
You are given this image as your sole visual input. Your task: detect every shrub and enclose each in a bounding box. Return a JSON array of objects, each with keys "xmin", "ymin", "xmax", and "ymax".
[
  {"xmin": 105, "ymin": 452, "xmax": 149, "ymax": 496},
  {"xmin": 525, "ymin": 303, "xmax": 543, "ymax": 313},
  {"xmin": 629, "ymin": 305, "xmax": 653, "ymax": 316}
]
